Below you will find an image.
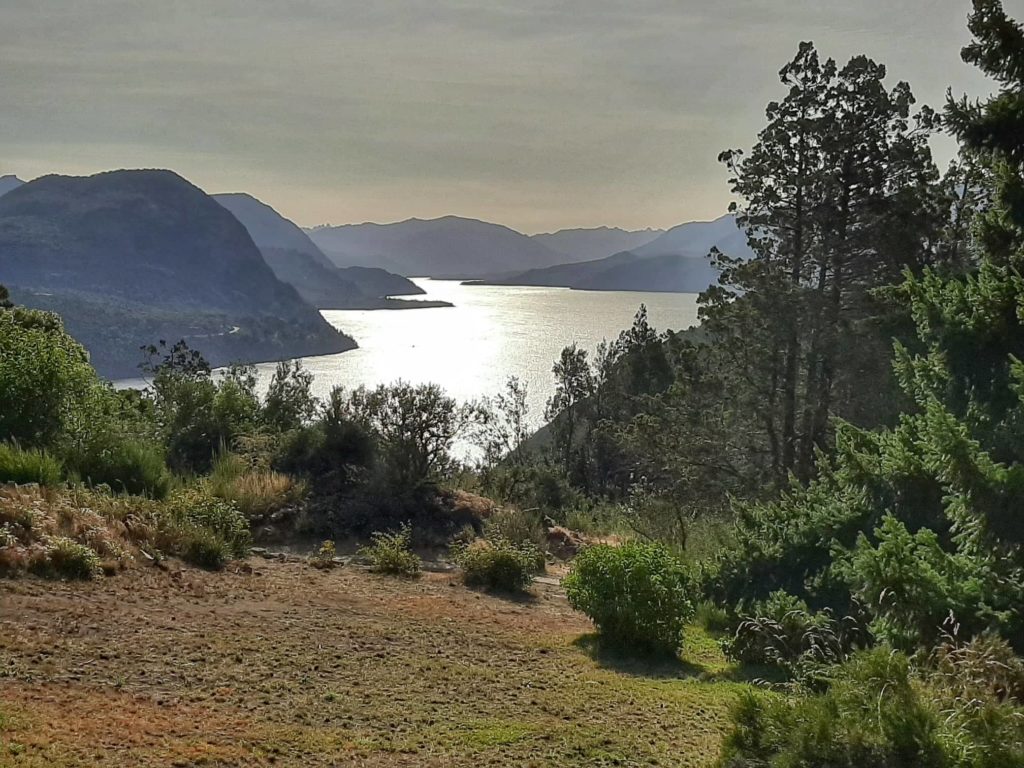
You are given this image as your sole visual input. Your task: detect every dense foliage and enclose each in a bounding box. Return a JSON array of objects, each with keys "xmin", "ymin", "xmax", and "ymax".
[
  {"xmin": 564, "ymin": 541, "xmax": 694, "ymax": 654},
  {"xmin": 454, "ymin": 537, "xmax": 540, "ymax": 593}
]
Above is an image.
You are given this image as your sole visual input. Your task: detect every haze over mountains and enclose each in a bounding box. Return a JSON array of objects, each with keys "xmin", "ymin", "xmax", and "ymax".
[
  {"xmin": 306, "ymin": 213, "xmax": 748, "ymax": 292},
  {"xmin": 212, "ymin": 193, "xmax": 444, "ymax": 309},
  {"xmin": 530, "ymin": 227, "xmax": 665, "ymax": 264},
  {"xmin": 0, "ymin": 170, "xmax": 352, "ymax": 377},
  {"xmin": 307, "ymin": 216, "xmax": 564, "ymax": 278},
  {"xmin": 0, "ymin": 166, "xmax": 750, "ymax": 379},
  {"xmin": 476, "ymin": 214, "xmax": 750, "ymax": 293},
  {"xmin": 0, "ymin": 176, "xmax": 24, "ymax": 197}
]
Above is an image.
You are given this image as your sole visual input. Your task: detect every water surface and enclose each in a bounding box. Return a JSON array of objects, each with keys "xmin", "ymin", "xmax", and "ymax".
[{"xmin": 255, "ymin": 279, "xmax": 700, "ymax": 431}]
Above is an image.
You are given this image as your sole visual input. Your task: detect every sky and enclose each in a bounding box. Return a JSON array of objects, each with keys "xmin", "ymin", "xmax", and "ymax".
[{"xmin": 0, "ymin": 1, "xmax": 1010, "ymax": 233}]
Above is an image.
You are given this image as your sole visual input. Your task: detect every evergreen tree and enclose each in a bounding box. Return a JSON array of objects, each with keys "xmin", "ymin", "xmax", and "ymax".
[
  {"xmin": 709, "ymin": 42, "xmax": 945, "ymax": 482},
  {"xmin": 713, "ymin": 2, "xmax": 1024, "ymax": 651}
]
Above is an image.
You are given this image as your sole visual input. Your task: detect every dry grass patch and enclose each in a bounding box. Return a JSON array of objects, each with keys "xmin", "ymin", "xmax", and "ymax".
[
  {"xmin": 0, "ymin": 562, "xmax": 746, "ymax": 767},
  {"xmin": 207, "ymin": 452, "xmax": 306, "ymax": 520}
]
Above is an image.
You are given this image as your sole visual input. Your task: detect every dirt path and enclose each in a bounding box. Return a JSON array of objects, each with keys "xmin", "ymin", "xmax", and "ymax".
[{"xmin": 0, "ymin": 562, "xmax": 738, "ymax": 767}]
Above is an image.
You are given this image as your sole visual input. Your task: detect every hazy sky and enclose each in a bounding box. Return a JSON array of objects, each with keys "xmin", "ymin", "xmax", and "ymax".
[{"xmin": 0, "ymin": 1, "xmax": 1007, "ymax": 232}]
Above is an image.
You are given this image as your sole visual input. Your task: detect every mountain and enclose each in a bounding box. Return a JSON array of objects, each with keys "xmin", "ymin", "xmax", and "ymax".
[
  {"xmin": 307, "ymin": 216, "xmax": 563, "ymax": 278},
  {"xmin": 213, "ymin": 192, "xmax": 336, "ymax": 268},
  {"xmin": 476, "ymin": 214, "xmax": 751, "ymax": 294},
  {"xmin": 213, "ymin": 193, "xmax": 430, "ymax": 308},
  {"xmin": 0, "ymin": 175, "xmax": 24, "ymax": 198},
  {"xmin": 0, "ymin": 170, "xmax": 353, "ymax": 377},
  {"xmin": 631, "ymin": 214, "xmax": 750, "ymax": 260},
  {"xmin": 531, "ymin": 226, "xmax": 663, "ymax": 263}
]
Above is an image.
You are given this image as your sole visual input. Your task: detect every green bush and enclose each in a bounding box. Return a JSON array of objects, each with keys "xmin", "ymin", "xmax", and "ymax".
[
  {"xmin": 160, "ymin": 488, "xmax": 251, "ymax": 569},
  {"xmin": 0, "ymin": 443, "xmax": 63, "ymax": 487},
  {"xmin": 178, "ymin": 527, "xmax": 234, "ymax": 570},
  {"xmin": 719, "ymin": 647, "xmax": 1024, "ymax": 768},
  {"xmin": 454, "ymin": 537, "xmax": 539, "ymax": 592},
  {"xmin": 564, "ymin": 541, "xmax": 694, "ymax": 654},
  {"xmin": 0, "ymin": 308, "xmax": 99, "ymax": 450},
  {"xmin": 483, "ymin": 507, "xmax": 548, "ymax": 571},
  {"xmin": 65, "ymin": 439, "xmax": 170, "ymax": 498},
  {"xmin": 31, "ymin": 536, "xmax": 102, "ymax": 580},
  {"xmin": 358, "ymin": 524, "xmax": 421, "ymax": 576},
  {"xmin": 722, "ymin": 590, "xmax": 868, "ymax": 678},
  {"xmin": 694, "ymin": 601, "xmax": 731, "ymax": 635}
]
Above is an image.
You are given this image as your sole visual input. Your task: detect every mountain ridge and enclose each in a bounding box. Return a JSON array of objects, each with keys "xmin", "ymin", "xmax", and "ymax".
[
  {"xmin": 472, "ymin": 214, "xmax": 752, "ymax": 294},
  {"xmin": 306, "ymin": 215, "xmax": 563, "ymax": 278},
  {"xmin": 213, "ymin": 192, "xmax": 439, "ymax": 308},
  {"xmin": 0, "ymin": 169, "xmax": 353, "ymax": 377}
]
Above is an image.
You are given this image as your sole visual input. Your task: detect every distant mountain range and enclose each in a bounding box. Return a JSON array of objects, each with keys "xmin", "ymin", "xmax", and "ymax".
[
  {"xmin": 304, "ymin": 213, "xmax": 750, "ymax": 292},
  {"xmin": 0, "ymin": 170, "xmax": 353, "ymax": 377},
  {"xmin": 530, "ymin": 226, "xmax": 664, "ymax": 264},
  {"xmin": 212, "ymin": 193, "xmax": 446, "ymax": 309},
  {"xmin": 307, "ymin": 216, "xmax": 564, "ymax": 278},
  {"xmin": 473, "ymin": 214, "xmax": 752, "ymax": 293}
]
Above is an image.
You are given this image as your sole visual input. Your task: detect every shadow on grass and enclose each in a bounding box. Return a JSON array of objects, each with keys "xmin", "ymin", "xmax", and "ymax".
[
  {"xmin": 572, "ymin": 633, "xmax": 706, "ymax": 679},
  {"xmin": 573, "ymin": 632, "xmax": 792, "ymax": 686},
  {"xmin": 463, "ymin": 584, "xmax": 541, "ymax": 605},
  {"xmin": 708, "ymin": 662, "xmax": 790, "ymax": 685}
]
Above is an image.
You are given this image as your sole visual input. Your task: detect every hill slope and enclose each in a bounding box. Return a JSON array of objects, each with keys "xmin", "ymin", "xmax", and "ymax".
[
  {"xmin": 632, "ymin": 214, "xmax": 750, "ymax": 259},
  {"xmin": 213, "ymin": 193, "xmax": 428, "ymax": 307},
  {"xmin": 307, "ymin": 215, "xmax": 563, "ymax": 278},
  {"xmin": 478, "ymin": 215, "xmax": 750, "ymax": 293},
  {"xmin": 531, "ymin": 226, "xmax": 663, "ymax": 263},
  {"xmin": 0, "ymin": 175, "xmax": 23, "ymax": 198},
  {"xmin": 0, "ymin": 170, "xmax": 353, "ymax": 377}
]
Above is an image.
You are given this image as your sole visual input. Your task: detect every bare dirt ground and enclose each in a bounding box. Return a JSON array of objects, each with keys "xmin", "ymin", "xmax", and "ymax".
[{"xmin": 0, "ymin": 562, "xmax": 741, "ymax": 767}]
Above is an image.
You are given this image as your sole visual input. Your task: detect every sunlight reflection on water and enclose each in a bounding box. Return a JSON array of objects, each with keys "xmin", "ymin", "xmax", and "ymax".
[{"xmin": 253, "ymin": 278, "xmax": 701, "ymax": 433}]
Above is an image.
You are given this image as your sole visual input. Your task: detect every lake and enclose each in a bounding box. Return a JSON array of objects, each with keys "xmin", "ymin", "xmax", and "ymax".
[{"xmin": 251, "ymin": 279, "xmax": 701, "ymax": 432}]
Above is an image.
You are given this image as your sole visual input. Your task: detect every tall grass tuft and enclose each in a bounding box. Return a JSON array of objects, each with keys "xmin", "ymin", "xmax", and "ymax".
[{"xmin": 207, "ymin": 452, "xmax": 306, "ymax": 520}]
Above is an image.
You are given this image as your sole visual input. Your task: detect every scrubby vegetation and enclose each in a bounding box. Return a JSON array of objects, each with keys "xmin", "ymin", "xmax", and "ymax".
[
  {"xmin": 4, "ymin": 4, "xmax": 1024, "ymax": 766},
  {"xmin": 454, "ymin": 537, "xmax": 539, "ymax": 592},
  {"xmin": 358, "ymin": 524, "xmax": 422, "ymax": 576},
  {"xmin": 0, "ymin": 444, "xmax": 63, "ymax": 487},
  {"xmin": 565, "ymin": 541, "xmax": 694, "ymax": 654}
]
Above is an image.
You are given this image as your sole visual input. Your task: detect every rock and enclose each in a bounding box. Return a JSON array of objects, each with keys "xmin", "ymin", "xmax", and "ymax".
[{"xmin": 546, "ymin": 526, "xmax": 583, "ymax": 559}]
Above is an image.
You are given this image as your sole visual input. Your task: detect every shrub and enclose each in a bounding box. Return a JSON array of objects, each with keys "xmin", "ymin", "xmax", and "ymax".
[
  {"xmin": 718, "ymin": 647, "xmax": 1024, "ymax": 768},
  {"xmin": 564, "ymin": 541, "xmax": 694, "ymax": 654},
  {"xmin": 159, "ymin": 488, "xmax": 251, "ymax": 569},
  {"xmin": 310, "ymin": 539, "xmax": 337, "ymax": 569},
  {"xmin": 454, "ymin": 537, "xmax": 539, "ymax": 592},
  {"xmin": 208, "ymin": 452, "xmax": 305, "ymax": 519},
  {"xmin": 65, "ymin": 439, "xmax": 170, "ymax": 498},
  {"xmin": 358, "ymin": 524, "xmax": 421, "ymax": 576},
  {"xmin": 483, "ymin": 507, "xmax": 548, "ymax": 571},
  {"xmin": 694, "ymin": 601, "xmax": 731, "ymax": 635},
  {"xmin": 0, "ymin": 308, "xmax": 99, "ymax": 450},
  {"xmin": 0, "ymin": 443, "xmax": 63, "ymax": 487},
  {"xmin": 31, "ymin": 536, "xmax": 102, "ymax": 580},
  {"xmin": 271, "ymin": 414, "xmax": 375, "ymax": 493},
  {"xmin": 722, "ymin": 590, "xmax": 869, "ymax": 679},
  {"xmin": 178, "ymin": 527, "xmax": 234, "ymax": 570}
]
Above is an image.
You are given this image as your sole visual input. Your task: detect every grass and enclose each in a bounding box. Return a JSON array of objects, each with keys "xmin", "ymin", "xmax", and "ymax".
[
  {"xmin": 0, "ymin": 484, "xmax": 249, "ymax": 576},
  {"xmin": 207, "ymin": 452, "xmax": 306, "ymax": 520},
  {"xmin": 0, "ymin": 561, "xmax": 749, "ymax": 766}
]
